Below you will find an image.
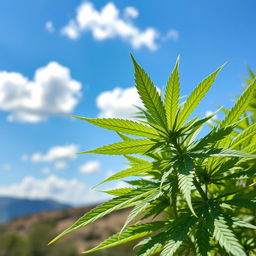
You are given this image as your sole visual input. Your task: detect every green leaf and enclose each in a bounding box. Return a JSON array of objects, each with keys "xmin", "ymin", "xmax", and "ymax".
[
  {"xmin": 49, "ymin": 188, "xmax": 152, "ymax": 244},
  {"xmin": 137, "ymin": 232, "xmax": 169, "ymax": 256},
  {"xmin": 95, "ymin": 163, "xmax": 153, "ymax": 188},
  {"xmin": 131, "ymin": 55, "xmax": 168, "ymax": 131},
  {"xmin": 204, "ymin": 206, "xmax": 246, "ymax": 256},
  {"xmin": 100, "ymin": 187, "xmax": 135, "ymax": 196},
  {"xmin": 161, "ymin": 214, "xmax": 197, "ymax": 256},
  {"xmin": 73, "ymin": 116, "xmax": 160, "ymax": 139},
  {"xmin": 213, "ymin": 215, "xmax": 246, "ymax": 256},
  {"xmin": 220, "ymin": 78, "xmax": 256, "ymax": 128},
  {"xmin": 177, "ymin": 156, "xmax": 196, "ymax": 216},
  {"xmin": 231, "ymin": 217, "xmax": 256, "ymax": 230},
  {"xmin": 142, "ymin": 199, "xmax": 168, "ymax": 220},
  {"xmin": 81, "ymin": 139, "xmax": 155, "ymax": 155},
  {"xmin": 224, "ymin": 198, "xmax": 256, "ymax": 210},
  {"xmin": 230, "ymin": 122, "xmax": 256, "ymax": 149},
  {"xmin": 117, "ymin": 132, "xmax": 133, "ymax": 141},
  {"xmin": 83, "ymin": 221, "xmax": 166, "ymax": 254},
  {"xmin": 121, "ymin": 189, "xmax": 162, "ymax": 232},
  {"xmin": 177, "ymin": 65, "xmax": 224, "ymax": 127},
  {"xmin": 191, "ymin": 148, "xmax": 255, "ymax": 158},
  {"xmin": 125, "ymin": 155, "xmax": 149, "ymax": 166},
  {"xmin": 125, "ymin": 179, "xmax": 156, "ymax": 187},
  {"xmin": 164, "ymin": 56, "xmax": 180, "ymax": 130},
  {"xmin": 195, "ymin": 221, "xmax": 210, "ymax": 256},
  {"xmin": 192, "ymin": 124, "xmax": 235, "ymax": 151}
]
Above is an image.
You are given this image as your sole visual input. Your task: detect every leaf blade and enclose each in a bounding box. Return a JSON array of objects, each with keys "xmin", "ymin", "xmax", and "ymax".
[
  {"xmin": 81, "ymin": 139, "xmax": 155, "ymax": 155},
  {"xmin": 131, "ymin": 55, "xmax": 168, "ymax": 131},
  {"xmin": 165, "ymin": 56, "xmax": 180, "ymax": 130},
  {"xmin": 73, "ymin": 116, "xmax": 160, "ymax": 139}
]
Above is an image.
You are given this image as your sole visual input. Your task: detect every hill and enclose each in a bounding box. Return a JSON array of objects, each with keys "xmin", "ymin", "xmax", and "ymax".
[
  {"xmin": 0, "ymin": 204, "xmax": 136, "ymax": 255},
  {"xmin": 0, "ymin": 197, "xmax": 70, "ymax": 223}
]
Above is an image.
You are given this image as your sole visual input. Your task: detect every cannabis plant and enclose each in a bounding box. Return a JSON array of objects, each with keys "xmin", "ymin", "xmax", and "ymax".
[{"xmin": 50, "ymin": 56, "xmax": 256, "ymax": 255}]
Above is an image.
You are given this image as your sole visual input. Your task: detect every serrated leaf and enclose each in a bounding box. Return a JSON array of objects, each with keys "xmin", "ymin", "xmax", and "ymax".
[
  {"xmin": 117, "ymin": 132, "xmax": 133, "ymax": 141},
  {"xmin": 165, "ymin": 56, "xmax": 180, "ymax": 130},
  {"xmin": 220, "ymin": 78, "xmax": 256, "ymax": 128},
  {"xmin": 191, "ymin": 148, "xmax": 255, "ymax": 158},
  {"xmin": 137, "ymin": 231, "xmax": 169, "ymax": 256},
  {"xmin": 230, "ymin": 122, "xmax": 256, "ymax": 149},
  {"xmin": 100, "ymin": 187, "xmax": 135, "ymax": 196},
  {"xmin": 125, "ymin": 155, "xmax": 149, "ymax": 166},
  {"xmin": 125, "ymin": 179, "xmax": 156, "ymax": 187},
  {"xmin": 81, "ymin": 139, "xmax": 155, "ymax": 155},
  {"xmin": 161, "ymin": 214, "xmax": 197, "ymax": 256},
  {"xmin": 231, "ymin": 217, "xmax": 256, "ymax": 230},
  {"xmin": 195, "ymin": 221, "xmax": 210, "ymax": 256},
  {"xmin": 177, "ymin": 156, "xmax": 196, "ymax": 216},
  {"xmin": 177, "ymin": 65, "xmax": 224, "ymax": 127},
  {"xmin": 121, "ymin": 189, "xmax": 162, "ymax": 232},
  {"xmin": 49, "ymin": 188, "xmax": 152, "ymax": 244},
  {"xmin": 73, "ymin": 116, "xmax": 160, "ymax": 139},
  {"xmin": 213, "ymin": 215, "xmax": 246, "ymax": 256},
  {"xmin": 95, "ymin": 163, "xmax": 153, "ymax": 187},
  {"xmin": 131, "ymin": 55, "xmax": 168, "ymax": 131},
  {"xmin": 192, "ymin": 124, "xmax": 235, "ymax": 151},
  {"xmin": 83, "ymin": 221, "xmax": 166, "ymax": 254},
  {"xmin": 142, "ymin": 199, "xmax": 168, "ymax": 220},
  {"xmin": 224, "ymin": 199, "xmax": 256, "ymax": 210}
]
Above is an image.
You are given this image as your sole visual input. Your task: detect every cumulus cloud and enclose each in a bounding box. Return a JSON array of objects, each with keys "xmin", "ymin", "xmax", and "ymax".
[
  {"xmin": 45, "ymin": 21, "xmax": 55, "ymax": 33},
  {"xmin": 30, "ymin": 144, "xmax": 78, "ymax": 163},
  {"xmin": 0, "ymin": 175, "xmax": 105, "ymax": 204},
  {"xmin": 79, "ymin": 160, "xmax": 101, "ymax": 174},
  {"xmin": 0, "ymin": 62, "xmax": 82, "ymax": 123},
  {"xmin": 61, "ymin": 2, "xmax": 159, "ymax": 50},
  {"xmin": 97, "ymin": 87, "xmax": 144, "ymax": 118},
  {"xmin": 124, "ymin": 6, "xmax": 139, "ymax": 19}
]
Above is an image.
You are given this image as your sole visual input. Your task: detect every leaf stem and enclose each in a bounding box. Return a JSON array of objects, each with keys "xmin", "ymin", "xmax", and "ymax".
[
  {"xmin": 172, "ymin": 137, "xmax": 183, "ymax": 155},
  {"xmin": 173, "ymin": 195, "xmax": 178, "ymax": 217},
  {"xmin": 193, "ymin": 178, "xmax": 208, "ymax": 201}
]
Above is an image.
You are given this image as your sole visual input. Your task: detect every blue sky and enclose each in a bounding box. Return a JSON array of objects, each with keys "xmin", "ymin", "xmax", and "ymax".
[{"xmin": 0, "ymin": 0, "xmax": 255, "ymax": 205}]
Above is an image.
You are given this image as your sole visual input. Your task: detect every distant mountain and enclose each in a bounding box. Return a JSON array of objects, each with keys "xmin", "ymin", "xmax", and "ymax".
[{"xmin": 0, "ymin": 197, "xmax": 70, "ymax": 223}]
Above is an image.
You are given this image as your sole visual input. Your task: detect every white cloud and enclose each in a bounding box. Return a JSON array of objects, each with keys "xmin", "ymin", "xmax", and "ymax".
[
  {"xmin": 61, "ymin": 2, "xmax": 159, "ymax": 50},
  {"xmin": 97, "ymin": 87, "xmax": 143, "ymax": 118},
  {"xmin": 54, "ymin": 161, "xmax": 68, "ymax": 170},
  {"xmin": 45, "ymin": 21, "xmax": 55, "ymax": 33},
  {"xmin": 124, "ymin": 6, "xmax": 139, "ymax": 19},
  {"xmin": 163, "ymin": 29, "xmax": 179, "ymax": 41},
  {"xmin": 0, "ymin": 175, "xmax": 105, "ymax": 205},
  {"xmin": 0, "ymin": 62, "xmax": 82, "ymax": 123},
  {"xmin": 30, "ymin": 144, "xmax": 78, "ymax": 163},
  {"xmin": 79, "ymin": 160, "xmax": 101, "ymax": 174}
]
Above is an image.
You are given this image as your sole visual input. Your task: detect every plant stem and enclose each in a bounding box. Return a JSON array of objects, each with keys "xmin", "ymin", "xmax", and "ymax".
[
  {"xmin": 205, "ymin": 182, "xmax": 208, "ymax": 198},
  {"xmin": 172, "ymin": 137, "xmax": 183, "ymax": 155},
  {"xmin": 193, "ymin": 178, "xmax": 208, "ymax": 201},
  {"xmin": 173, "ymin": 195, "xmax": 177, "ymax": 217}
]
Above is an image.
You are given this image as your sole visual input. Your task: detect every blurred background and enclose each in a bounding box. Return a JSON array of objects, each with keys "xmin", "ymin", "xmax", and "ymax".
[{"xmin": 0, "ymin": 0, "xmax": 256, "ymax": 254}]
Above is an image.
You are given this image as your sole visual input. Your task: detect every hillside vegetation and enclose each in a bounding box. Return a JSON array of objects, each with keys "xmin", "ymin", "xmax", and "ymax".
[{"xmin": 0, "ymin": 205, "xmax": 136, "ymax": 255}]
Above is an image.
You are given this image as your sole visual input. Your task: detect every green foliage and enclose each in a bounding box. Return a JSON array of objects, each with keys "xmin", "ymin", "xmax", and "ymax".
[{"xmin": 50, "ymin": 56, "xmax": 256, "ymax": 255}]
